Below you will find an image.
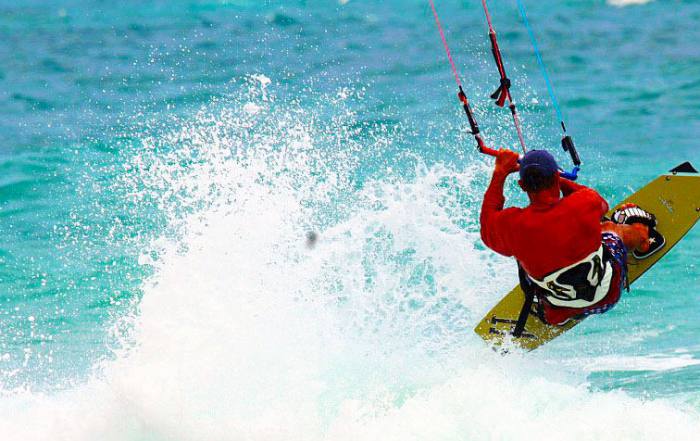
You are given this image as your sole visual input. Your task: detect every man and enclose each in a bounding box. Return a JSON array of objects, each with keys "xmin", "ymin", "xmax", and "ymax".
[{"xmin": 480, "ymin": 149, "xmax": 664, "ymax": 325}]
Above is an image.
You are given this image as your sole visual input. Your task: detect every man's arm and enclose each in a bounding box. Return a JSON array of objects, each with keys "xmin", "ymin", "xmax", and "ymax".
[
  {"xmin": 559, "ymin": 175, "xmax": 587, "ymax": 196},
  {"xmin": 559, "ymin": 176, "xmax": 609, "ymax": 215},
  {"xmin": 480, "ymin": 149, "xmax": 520, "ymax": 256}
]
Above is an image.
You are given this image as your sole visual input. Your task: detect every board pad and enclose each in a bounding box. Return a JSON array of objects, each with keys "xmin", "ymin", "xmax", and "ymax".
[{"xmin": 474, "ymin": 169, "xmax": 700, "ymax": 351}]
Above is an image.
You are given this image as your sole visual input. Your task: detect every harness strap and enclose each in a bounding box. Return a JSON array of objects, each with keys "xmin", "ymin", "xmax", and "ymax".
[{"xmin": 513, "ymin": 263, "xmax": 536, "ymax": 338}]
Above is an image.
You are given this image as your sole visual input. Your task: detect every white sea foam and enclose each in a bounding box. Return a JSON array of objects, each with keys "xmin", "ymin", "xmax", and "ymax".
[
  {"xmin": 1, "ymin": 77, "xmax": 699, "ymax": 440},
  {"xmin": 567, "ymin": 354, "xmax": 700, "ymax": 373},
  {"xmin": 608, "ymin": 0, "xmax": 653, "ymax": 7}
]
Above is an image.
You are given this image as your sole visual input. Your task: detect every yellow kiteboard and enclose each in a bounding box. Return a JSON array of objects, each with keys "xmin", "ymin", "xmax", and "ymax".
[{"xmin": 474, "ymin": 162, "xmax": 700, "ymax": 352}]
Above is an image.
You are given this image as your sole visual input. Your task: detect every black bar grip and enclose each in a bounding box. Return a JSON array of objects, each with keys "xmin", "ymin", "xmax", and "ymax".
[
  {"xmin": 458, "ymin": 86, "xmax": 480, "ymax": 136},
  {"xmin": 561, "ymin": 135, "xmax": 581, "ymax": 166}
]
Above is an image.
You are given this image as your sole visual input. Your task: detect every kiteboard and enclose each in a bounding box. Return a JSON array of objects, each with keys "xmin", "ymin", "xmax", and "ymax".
[{"xmin": 474, "ymin": 162, "xmax": 700, "ymax": 352}]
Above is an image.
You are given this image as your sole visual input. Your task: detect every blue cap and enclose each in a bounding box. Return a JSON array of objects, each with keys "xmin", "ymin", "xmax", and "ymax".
[{"xmin": 518, "ymin": 150, "xmax": 559, "ymax": 181}]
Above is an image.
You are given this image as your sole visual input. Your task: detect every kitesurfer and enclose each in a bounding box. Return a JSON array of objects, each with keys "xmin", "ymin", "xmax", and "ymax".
[{"xmin": 480, "ymin": 148, "xmax": 664, "ymax": 325}]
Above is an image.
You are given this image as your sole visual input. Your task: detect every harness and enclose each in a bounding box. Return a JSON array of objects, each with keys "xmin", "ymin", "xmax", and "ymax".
[{"xmin": 526, "ymin": 245, "xmax": 613, "ymax": 309}]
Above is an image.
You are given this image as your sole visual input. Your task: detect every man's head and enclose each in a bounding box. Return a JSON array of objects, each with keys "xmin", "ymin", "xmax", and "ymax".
[{"xmin": 518, "ymin": 150, "xmax": 560, "ymax": 193}]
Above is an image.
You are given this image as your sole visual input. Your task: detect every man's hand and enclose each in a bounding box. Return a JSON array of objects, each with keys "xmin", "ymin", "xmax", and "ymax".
[{"xmin": 494, "ymin": 149, "xmax": 520, "ymax": 177}]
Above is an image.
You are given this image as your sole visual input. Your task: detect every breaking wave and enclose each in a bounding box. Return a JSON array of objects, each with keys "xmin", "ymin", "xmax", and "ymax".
[{"xmin": 1, "ymin": 76, "xmax": 698, "ymax": 441}]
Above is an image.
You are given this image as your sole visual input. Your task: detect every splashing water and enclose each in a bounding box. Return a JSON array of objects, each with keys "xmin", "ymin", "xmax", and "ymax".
[{"xmin": 0, "ymin": 75, "xmax": 699, "ymax": 441}]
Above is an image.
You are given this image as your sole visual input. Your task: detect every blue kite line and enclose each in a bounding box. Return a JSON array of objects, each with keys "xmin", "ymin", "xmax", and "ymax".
[{"xmin": 515, "ymin": 0, "xmax": 566, "ymax": 129}]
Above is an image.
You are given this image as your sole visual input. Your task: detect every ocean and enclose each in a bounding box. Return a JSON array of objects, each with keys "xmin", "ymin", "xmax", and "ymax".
[{"xmin": 1, "ymin": 0, "xmax": 699, "ymax": 439}]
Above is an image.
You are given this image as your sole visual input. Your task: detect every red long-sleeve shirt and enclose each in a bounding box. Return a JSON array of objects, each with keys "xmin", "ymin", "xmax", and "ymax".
[{"xmin": 480, "ymin": 176, "xmax": 609, "ymax": 279}]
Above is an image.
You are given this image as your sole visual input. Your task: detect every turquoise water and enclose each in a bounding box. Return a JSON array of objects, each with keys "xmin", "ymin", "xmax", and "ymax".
[{"xmin": 1, "ymin": 0, "xmax": 700, "ymax": 438}]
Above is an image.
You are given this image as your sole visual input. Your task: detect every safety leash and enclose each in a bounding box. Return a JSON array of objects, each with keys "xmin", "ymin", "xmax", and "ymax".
[
  {"xmin": 429, "ymin": 0, "xmax": 498, "ymax": 157},
  {"xmin": 515, "ymin": 0, "xmax": 581, "ymax": 180},
  {"xmin": 480, "ymin": 0, "xmax": 527, "ymax": 153}
]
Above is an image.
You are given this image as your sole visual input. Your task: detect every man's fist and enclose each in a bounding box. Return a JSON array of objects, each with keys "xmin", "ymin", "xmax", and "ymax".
[{"xmin": 494, "ymin": 149, "xmax": 520, "ymax": 176}]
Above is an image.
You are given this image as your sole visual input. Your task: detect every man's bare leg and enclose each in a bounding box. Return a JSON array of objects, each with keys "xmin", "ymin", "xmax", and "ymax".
[{"xmin": 601, "ymin": 221, "xmax": 650, "ymax": 253}]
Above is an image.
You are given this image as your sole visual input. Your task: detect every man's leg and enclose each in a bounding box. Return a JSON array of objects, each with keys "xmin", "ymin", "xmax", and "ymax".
[{"xmin": 601, "ymin": 221, "xmax": 650, "ymax": 252}]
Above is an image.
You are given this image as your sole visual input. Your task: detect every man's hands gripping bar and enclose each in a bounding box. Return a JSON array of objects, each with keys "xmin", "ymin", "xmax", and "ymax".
[{"xmin": 493, "ymin": 149, "xmax": 520, "ymax": 176}]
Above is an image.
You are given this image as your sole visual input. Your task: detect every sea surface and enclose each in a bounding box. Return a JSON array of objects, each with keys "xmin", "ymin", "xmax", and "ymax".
[{"xmin": 1, "ymin": 0, "xmax": 699, "ymax": 439}]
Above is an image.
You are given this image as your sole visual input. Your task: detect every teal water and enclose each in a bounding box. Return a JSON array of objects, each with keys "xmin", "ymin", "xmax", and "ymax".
[{"xmin": 1, "ymin": 0, "xmax": 700, "ymax": 439}]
